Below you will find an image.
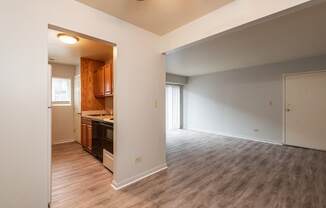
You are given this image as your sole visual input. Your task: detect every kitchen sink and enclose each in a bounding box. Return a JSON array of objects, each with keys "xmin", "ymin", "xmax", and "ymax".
[
  {"xmin": 88, "ymin": 114, "xmax": 109, "ymax": 117},
  {"xmin": 86, "ymin": 114, "xmax": 113, "ymax": 122}
]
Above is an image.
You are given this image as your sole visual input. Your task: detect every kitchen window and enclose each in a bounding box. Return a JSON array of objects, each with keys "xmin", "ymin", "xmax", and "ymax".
[{"xmin": 52, "ymin": 77, "xmax": 72, "ymax": 106}]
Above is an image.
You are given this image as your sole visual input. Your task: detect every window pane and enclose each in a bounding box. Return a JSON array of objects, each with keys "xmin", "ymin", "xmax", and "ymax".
[{"xmin": 52, "ymin": 78, "xmax": 71, "ymax": 104}]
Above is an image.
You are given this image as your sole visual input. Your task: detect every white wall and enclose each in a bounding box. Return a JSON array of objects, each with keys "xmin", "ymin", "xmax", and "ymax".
[
  {"xmin": 51, "ymin": 63, "xmax": 75, "ymax": 145},
  {"xmin": 184, "ymin": 55, "xmax": 326, "ymax": 144},
  {"xmin": 0, "ymin": 1, "xmax": 49, "ymax": 207},
  {"xmin": 0, "ymin": 1, "xmax": 165, "ymax": 207}
]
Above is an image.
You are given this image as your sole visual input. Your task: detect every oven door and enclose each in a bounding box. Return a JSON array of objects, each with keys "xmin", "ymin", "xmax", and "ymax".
[{"xmin": 102, "ymin": 123, "xmax": 114, "ymax": 155}]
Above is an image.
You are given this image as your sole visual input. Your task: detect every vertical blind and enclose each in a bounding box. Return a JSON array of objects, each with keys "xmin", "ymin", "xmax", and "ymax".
[{"xmin": 166, "ymin": 85, "xmax": 181, "ymax": 130}]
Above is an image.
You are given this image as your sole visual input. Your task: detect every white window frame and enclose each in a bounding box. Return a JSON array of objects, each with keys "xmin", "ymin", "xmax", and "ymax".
[{"xmin": 51, "ymin": 77, "xmax": 72, "ymax": 106}]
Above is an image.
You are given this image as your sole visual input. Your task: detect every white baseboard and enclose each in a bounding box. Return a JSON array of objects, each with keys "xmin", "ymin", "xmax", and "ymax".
[
  {"xmin": 111, "ymin": 163, "xmax": 168, "ymax": 190},
  {"xmin": 186, "ymin": 128, "xmax": 282, "ymax": 146}
]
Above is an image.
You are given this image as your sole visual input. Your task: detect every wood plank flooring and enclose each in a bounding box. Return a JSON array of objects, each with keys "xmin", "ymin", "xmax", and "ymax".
[{"xmin": 52, "ymin": 130, "xmax": 326, "ymax": 208}]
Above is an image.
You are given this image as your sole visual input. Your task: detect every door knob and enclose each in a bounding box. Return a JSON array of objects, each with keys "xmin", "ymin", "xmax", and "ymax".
[{"xmin": 286, "ymin": 108, "xmax": 291, "ymax": 112}]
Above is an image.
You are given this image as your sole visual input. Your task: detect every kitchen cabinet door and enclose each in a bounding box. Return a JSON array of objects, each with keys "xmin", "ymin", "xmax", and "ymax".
[
  {"xmin": 94, "ymin": 67, "xmax": 105, "ymax": 97},
  {"xmin": 104, "ymin": 63, "xmax": 113, "ymax": 96},
  {"xmin": 81, "ymin": 123, "xmax": 87, "ymax": 148}
]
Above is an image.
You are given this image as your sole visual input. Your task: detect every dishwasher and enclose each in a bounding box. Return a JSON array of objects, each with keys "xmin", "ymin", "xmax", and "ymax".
[{"xmin": 101, "ymin": 122, "xmax": 114, "ymax": 172}]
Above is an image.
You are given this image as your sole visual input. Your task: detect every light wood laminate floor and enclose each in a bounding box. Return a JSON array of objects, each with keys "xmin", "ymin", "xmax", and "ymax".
[{"xmin": 52, "ymin": 130, "xmax": 326, "ymax": 208}]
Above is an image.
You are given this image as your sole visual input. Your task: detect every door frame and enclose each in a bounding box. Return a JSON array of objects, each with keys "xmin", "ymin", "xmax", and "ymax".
[
  {"xmin": 47, "ymin": 64, "xmax": 52, "ymax": 207},
  {"xmin": 47, "ymin": 24, "xmax": 118, "ymax": 205},
  {"xmin": 73, "ymin": 74, "xmax": 81, "ymax": 143},
  {"xmin": 282, "ymin": 70, "xmax": 326, "ymax": 145}
]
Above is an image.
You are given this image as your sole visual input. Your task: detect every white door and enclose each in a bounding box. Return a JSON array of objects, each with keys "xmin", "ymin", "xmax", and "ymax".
[
  {"xmin": 73, "ymin": 74, "xmax": 81, "ymax": 143},
  {"xmin": 166, "ymin": 85, "xmax": 181, "ymax": 130},
  {"xmin": 285, "ymin": 71, "xmax": 326, "ymax": 151}
]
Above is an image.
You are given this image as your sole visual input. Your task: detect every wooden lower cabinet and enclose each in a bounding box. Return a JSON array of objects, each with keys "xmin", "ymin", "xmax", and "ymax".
[
  {"xmin": 86, "ymin": 125, "xmax": 92, "ymax": 152},
  {"xmin": 81, "ymin": 118, "xmax": 92, "ymax": 152},
  {"xmin": 81, "ymin": 123, "xmax": 87, "ymax": 147}
]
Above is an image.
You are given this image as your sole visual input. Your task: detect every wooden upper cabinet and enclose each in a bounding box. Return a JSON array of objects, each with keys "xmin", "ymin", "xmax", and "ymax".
[
  {"xmin": 94, "ymin": 62, "xmax": 113, "ymax": 97},
  {"xmin": 94, "ymin": 67, "xmax": 105, "ymax": 97},
  {"xmin": 104, "ymin": 63, "xmax": 113, "ymax": 96}
]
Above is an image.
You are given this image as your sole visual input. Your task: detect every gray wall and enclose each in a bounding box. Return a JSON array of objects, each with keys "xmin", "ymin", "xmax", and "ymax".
[{"xmin": 184, "ymin": 55, "xmax": 326, "ymax": 144}]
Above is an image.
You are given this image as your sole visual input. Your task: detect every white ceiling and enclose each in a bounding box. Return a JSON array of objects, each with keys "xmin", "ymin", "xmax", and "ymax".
[
  {"xmin": 76, "ymin": 0, "xmax": 233, "ymax": 35},
  {"xmin": 166, "ymin": 2, "xmax": 326, "ymax": 76},
  {"xmin": 48, "ymin": 29, "xmax": 113, "ymax": 65}
]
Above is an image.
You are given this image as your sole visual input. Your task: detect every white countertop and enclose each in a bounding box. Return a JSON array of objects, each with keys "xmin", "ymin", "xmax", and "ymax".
[{"xmin": 82, "ymin": 114, "xmax": 114, "ymax": 124}]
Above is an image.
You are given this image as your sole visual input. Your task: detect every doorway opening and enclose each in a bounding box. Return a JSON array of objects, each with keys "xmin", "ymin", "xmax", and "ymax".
[{"xmin": 47, "ymin": 25, "xmax": 117, "ymax": 207}]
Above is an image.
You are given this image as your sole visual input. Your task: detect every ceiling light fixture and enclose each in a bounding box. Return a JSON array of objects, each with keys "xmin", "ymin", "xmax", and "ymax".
[{"xmin": 57, "ymin": 33, "xmax": 79, "ymax": 45}]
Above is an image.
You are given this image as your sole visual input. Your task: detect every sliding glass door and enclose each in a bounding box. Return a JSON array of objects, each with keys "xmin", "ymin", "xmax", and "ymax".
[{"xmin": 166, "ymin": 85, "xmax": 181, "ymax": 130}]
